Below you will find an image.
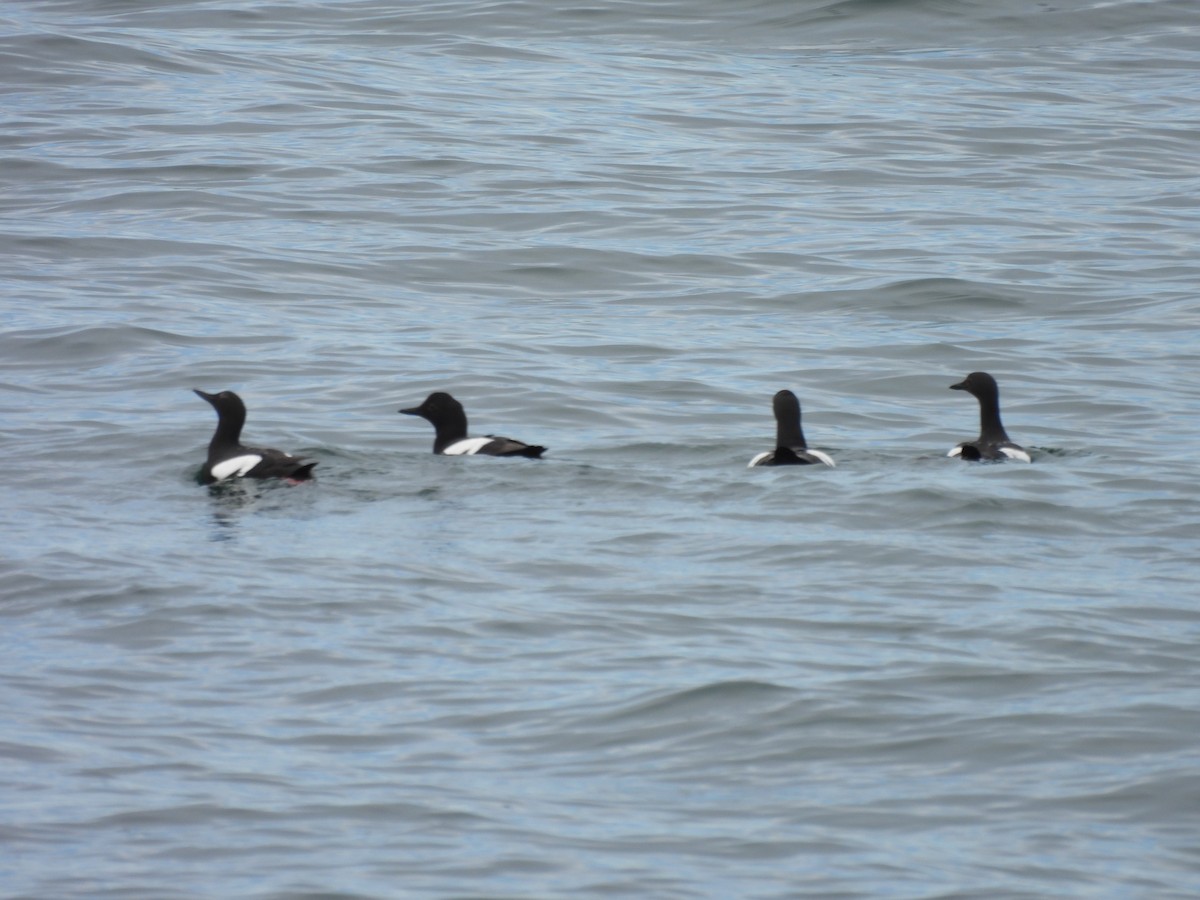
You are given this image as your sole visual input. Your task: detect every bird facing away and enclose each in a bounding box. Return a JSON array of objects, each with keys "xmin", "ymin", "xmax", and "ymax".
[
  {"xmin": 399, "ymin": 391, "xmax": 546, "ymax": 458},
  {"xmin": 948, "ymin": 372, "xmax": 1031, "ymax": 462},
  {"xmin": 748, "ymin": 389, "xmax": 836, "ymax": 468},
  {"xmin": 194, "ymin": 389, "xmax": 318, "ymax": 484}
]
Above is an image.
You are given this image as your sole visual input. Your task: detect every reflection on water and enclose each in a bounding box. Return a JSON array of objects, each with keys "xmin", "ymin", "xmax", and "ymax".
[{"xmin": 205, "ymin": 478, "xmax": 318, "ymax": 540}]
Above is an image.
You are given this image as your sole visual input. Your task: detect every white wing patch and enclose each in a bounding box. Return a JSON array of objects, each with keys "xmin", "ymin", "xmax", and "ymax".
[
  {"xmin": 442, "ymin": 437, "xmax": 494, "ymax": 456},
  {"xmin": 1000, "ymin": 446, "xmax": 1032, "ymax": 463},
  {"xmin": 748, "ymin": 449, "xmax": 836, "ymax": 468},
  {"xmin": 808, "ymin": 449, "xmax": 836, "ymax": 468},
  {"xmin": 211, "ymin": 454, "xmax": 263, "ymax": 481}
]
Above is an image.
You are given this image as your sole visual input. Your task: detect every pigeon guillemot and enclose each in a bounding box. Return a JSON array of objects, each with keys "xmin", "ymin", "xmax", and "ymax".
[
  {"xmin": 194, "ymin": 389, "xmax": 318, "ymax": 484},
  {"xmin": 400, "ymin": 392, "xmax": 546, "ymax": 458},
  {"xmin": 748, "ymin": 389, "xmax": 835, "ymax": 468},
  {"xmin": 948, "ymin": 372, "xmax": 1031, "ymax": 462}
]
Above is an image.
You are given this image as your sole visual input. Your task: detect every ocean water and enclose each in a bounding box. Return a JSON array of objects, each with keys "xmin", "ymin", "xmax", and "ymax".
[{"xmin": 2, "ymin": 0, "xmax": 1199, "ymax": 896}]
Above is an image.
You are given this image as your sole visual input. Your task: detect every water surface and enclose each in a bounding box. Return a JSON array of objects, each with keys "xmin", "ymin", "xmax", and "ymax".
[{"xmin": 2, "ymin": 0, "xmax": 1199, "ymax": 896}]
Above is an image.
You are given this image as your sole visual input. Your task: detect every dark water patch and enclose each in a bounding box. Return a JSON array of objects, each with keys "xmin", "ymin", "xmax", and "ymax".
[
  {"xmin": 0, "ymin": 31, "xmax": 214, "ymax": 82},
  {"xmin": 0, "ymin": 324, "xmax": 208, "ymax": 369},
  {"xmin": 3, "ymin": 233, "xmax": 236, "ymax": 261},
  {"xmin": 0, "ymin": 739, "xmax": 69, "ymax": 764},
  {"xmin": 601, "ymin": 681, "xmax": 796, "ymax": 723}
]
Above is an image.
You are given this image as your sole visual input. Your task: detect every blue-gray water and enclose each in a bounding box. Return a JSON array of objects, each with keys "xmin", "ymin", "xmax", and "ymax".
[{"xmin": 2, "ymin": 1, "xmax": 1199, "ymax": 897}]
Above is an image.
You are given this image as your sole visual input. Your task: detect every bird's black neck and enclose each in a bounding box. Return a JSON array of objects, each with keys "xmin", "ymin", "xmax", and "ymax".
[
  {"xmin": 776, "ymin": 415, "xmax": 807, "ymax": 450},
  {"xmin": 209, "ymin": 408, "xmax": 245, "ymax": 455},
  {"xmin": 976, "ymin": 394, "xmax": 1010, "ymax": 443},
  {"xmin": 431, "ymin": 409, "xmax": 469, "ymax": 453}
]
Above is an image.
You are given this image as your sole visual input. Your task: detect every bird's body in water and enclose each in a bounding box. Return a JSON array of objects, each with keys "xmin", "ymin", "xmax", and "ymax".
[
  {"xmin": 948, "ymin": 372, "xmax": 1030, "ymax": 462},
  {"xmin": 194, "ymin": 389, "xmax": 317, "ymax": 484},
  {"xmin": 748, "ymin": 389, "xmax": 835, "ymax": 468},
  {"xmin": 400, "ymin": 392, "xmax": 546, "ymax": 458}
]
